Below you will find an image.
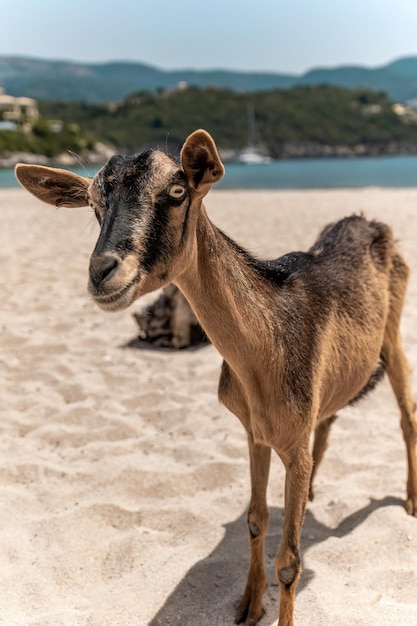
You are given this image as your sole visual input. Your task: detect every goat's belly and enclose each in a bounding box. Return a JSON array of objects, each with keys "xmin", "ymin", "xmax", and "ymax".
[
  {"xmin": 318, "ymin": 363, "xmax": 379, "ymax": 419},
  {"xmin": 316, "ymin": 307, "xmax": 386, "ymax": 420}
]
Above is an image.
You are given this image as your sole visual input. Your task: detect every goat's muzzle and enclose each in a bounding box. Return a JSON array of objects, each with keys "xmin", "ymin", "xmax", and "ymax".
[
  {"xmin": 89, "ymin": 254, "xmax": 120, "ymax": 291},
  {"xmin": 88, "ymin": 253, "xmax": 138, "ymax": 311}
]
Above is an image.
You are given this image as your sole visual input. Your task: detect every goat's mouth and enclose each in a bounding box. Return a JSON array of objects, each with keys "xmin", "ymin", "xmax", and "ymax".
[{"xmin": 91, "ymin": 279, "xmax": 138, "ymax": 312}]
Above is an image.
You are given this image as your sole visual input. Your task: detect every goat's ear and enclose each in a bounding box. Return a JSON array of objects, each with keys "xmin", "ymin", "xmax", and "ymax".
[
  {"xmin": 180, "ymin": 129, "xmax": 225, "ymax": 197},
  {"xmin": 15, "ymin": 164, "xmax": 91, "ymax": 208}
]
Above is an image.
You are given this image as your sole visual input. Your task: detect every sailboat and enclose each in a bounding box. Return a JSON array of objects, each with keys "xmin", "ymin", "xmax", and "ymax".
[{"xmin": 237, "ymin": 104, "xmax": 272, "ymax": 164}]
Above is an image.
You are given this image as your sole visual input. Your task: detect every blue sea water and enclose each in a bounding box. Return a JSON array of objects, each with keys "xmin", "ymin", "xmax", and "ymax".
[
  {"xmin": 2, "ymin": 154, "xmax": 417, "ymax": 189},
  {"xmin": 221, "ymin": 154, "xmax": 417, "ymax": 189}
]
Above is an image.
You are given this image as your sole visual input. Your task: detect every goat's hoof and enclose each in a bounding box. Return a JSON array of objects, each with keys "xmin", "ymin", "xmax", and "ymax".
[
  {"xmin": 235, "ymin": 595, "xmax": 265, "ymax": 625},
  {"xmin": 235, "ymin": 575, "xmax": 268, "ymax": 624},
  {"xmin": 405, "ymin": 495, "xmax": 417, "ymax": 517},
  {"xmin": 235, "ymin": 605, "xmax": 264, "ymax": 625}
]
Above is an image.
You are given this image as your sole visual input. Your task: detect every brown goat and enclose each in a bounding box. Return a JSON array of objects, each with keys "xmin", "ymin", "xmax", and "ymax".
[{"xmin": 15, "ymin": 130, "xmax": 417, "ymax": 626}]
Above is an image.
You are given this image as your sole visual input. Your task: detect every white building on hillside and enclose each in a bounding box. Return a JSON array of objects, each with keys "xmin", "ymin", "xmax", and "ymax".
[{"xmin": 0, "ymin": 87, "xmax": 39, "ymax": 128}]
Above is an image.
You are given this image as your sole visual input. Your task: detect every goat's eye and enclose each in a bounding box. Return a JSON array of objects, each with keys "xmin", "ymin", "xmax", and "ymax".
[{"xmin": 168, "ymin": 184, "xmax": 186, "ymax": 199}]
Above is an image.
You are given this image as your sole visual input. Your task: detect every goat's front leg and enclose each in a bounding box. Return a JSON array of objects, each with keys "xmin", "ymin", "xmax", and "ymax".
[
  {"xmin": 235, "ymin": 436, "xmax": 271, "ymax": 625},
  {"xmin": 275, "ymin": 443, "xmax": 312, "ymax": 626}
]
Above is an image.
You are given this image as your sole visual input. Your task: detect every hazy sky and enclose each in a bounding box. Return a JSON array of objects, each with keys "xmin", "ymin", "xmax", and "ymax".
[{"xmin": 2, "ymin": 0, "xmax": 417, "ymax": 74}]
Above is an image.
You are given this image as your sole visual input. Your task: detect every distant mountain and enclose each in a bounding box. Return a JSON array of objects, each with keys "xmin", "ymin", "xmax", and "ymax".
[
  {"xmin": 298, "ymin": 58, "xmax": 417, "ymax": 104},
  {"xmin": 1, "ymin": 55, "xmax": 417, "ymax": 103}
]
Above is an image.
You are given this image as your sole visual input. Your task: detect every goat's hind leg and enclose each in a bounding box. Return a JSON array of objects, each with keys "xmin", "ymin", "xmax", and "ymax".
[
  {"xmin": 235, "ymin": 436, "xmax": 271, "ymax": 625},
  {"xmin": 384, "ymin": 338, "xmax": 417, "ymax": 516},
  {"xmin": 309, "ymin": 414, "xmax": 338, "ymax": 501},
  {"xmin": 383, "ymin": 252, "xmax": 417, "ymax": 516}
]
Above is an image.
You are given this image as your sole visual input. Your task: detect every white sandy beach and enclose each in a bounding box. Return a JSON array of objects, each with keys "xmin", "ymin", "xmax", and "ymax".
[{"xmin": 1, "ymin": 186, "xmax": 417, "ymax": 626}]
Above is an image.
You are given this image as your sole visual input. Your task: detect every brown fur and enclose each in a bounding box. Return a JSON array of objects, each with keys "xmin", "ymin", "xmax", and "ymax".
[{"xmin": 15, "ymin": 130, "xmax": 417, "ymax": 626}]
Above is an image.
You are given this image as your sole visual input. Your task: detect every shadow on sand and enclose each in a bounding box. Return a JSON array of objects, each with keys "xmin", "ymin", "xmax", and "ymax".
[
  {"xmin": 122, "ymin": 336, "xmax": 210, "ymax": 353},
  {"xmin": 149, "ymin": 496, "xmax": 403, "ymax": 626}
]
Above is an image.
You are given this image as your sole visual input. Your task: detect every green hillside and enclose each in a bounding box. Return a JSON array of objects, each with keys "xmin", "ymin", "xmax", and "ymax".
[
  {"xmin": 37, "ymin": 85, "xmax": 417, "ymax": 158},
  {"xmin": 2, "ymin": 84, "xmax": 417, "ymax": 162}
]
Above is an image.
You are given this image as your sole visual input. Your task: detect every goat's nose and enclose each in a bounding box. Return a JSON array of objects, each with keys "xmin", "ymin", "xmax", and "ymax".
[{"xmin": 89, "ymin": 254, "xmax": 119, "ymax": 289}]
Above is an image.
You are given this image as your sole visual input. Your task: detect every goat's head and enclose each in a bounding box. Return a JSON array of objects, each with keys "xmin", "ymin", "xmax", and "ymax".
[{"xmin": 15, "ymin": 129, "xmax": 224, "ymax": 311}]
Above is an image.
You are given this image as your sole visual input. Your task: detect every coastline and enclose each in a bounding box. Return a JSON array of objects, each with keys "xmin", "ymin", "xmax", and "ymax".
[
  {"xmin": 4, "ymin": 153, "xmax": 417, "ymax": 192},
  {"xmin": 0, "ymin": 142, "xmax": 113, "ymax": 170},
  {"xmin": 2, "ymin": 139, "xmax": 417, "ymax": 170},
  {"xmin": 1, "ymin": 187, "xmax": 417, "ymax": 625}
]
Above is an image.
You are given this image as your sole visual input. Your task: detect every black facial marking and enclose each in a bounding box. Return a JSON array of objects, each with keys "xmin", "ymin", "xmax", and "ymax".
[
  {"xmin": 140, "ymin": 195, "xmax": 172, "ymax": 272},
  {"xmin": 92, "ymin": 150, "xmax": 156, "ymax": 259},
  {"xmin": 140, "ymin": 170, "xmax": 189, "ymax": 272},
  {"xmin": 180, "ymin": 197, "xmax": 191, "ymax": 246},
  {"xmin": 115, "ymin": 237, "xmax": 136, "ymax": 257}
]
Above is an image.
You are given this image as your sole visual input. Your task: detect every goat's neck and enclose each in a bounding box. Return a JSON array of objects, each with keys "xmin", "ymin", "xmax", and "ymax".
[{"xmin": 174, "ymin": 204, "xmax": 272, "ymax": 361}]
